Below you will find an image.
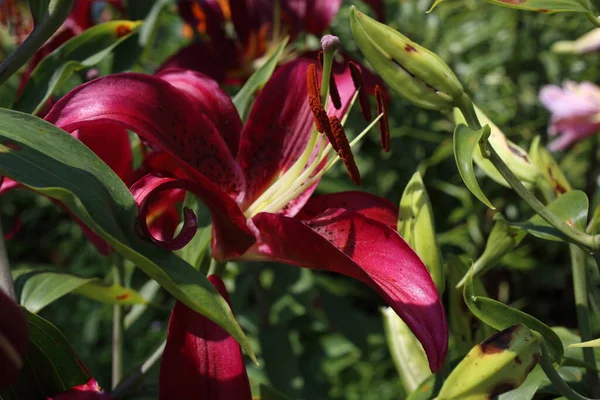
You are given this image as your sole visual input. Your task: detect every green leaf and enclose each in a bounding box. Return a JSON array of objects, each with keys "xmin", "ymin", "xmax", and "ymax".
[
  {"xmin": 453, "ymin": 123, "xmax": 495, "ymax": 209},
  {"xmin": 233, "ymin": 37, "xmax": 289, "ymax": 120},
  {"xmin": 508, "ymin": 190, "xmax": 588, "ymax": 242},
  {"xmin": 456, "ymin": 217, "xmax": 527, "ymax": 287},
  {"xmin": 14, "ymin": 20, "xmax": 141, "ymax": 115},
  {"xmin": 568, "ymin": 338, "xmax": 600, "ymax": 348},
  {"xmin": 27, "ymin": 0, "xmax": 51, "ymax": 25},
  {"xmin": 0, "ymin": 311, "xmax": 91, "ymax": 398},
  {"xmin": 529, "ymin": 136, "xmax": 572, "ymax": 197},
  {"xmin": 482, "ymin": 0, "xmax": 590, "ymax": 13},
  {"xmin": 464, "ymin": 265, "xmax": 564, "ymax": 362},
  {"xmin": 19, "ymin": 270, "xmax": 147, "ymax": 313},
  {"xmin": 0, "ymin": 108, "xmax": 255, "ymax": 362},
  {"xmin": 398, "ymin": 171, "xmax": 444, "ymax": 293},
  {"xmin": 405, "ymin": 374, "xmax": 443, "ymax": 400},
  {"xmin": 124, "ymin": 279, "xmax": 162, "ymax": 329}
]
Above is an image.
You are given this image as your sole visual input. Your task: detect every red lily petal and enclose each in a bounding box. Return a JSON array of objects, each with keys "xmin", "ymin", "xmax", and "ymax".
[
  {"xmin": 73, "ymin": 124, "xmax": 133, "ymax": 185},
  {"xmin": 0, "ymin": 289, "xmax": 28, "ymax": 390},
  {"xmin": 0, "ymin": 177, "xmax": 18, "ymax": 195},
  {"xmin": 250, "ymin": 209, "xmax": 448, "ymax": 372},
  {"xmin": 157, "ymin": 69, "xmax": 242, "ymax": 157},
  {"xmin": 44, "ymin": 72, "xmax": 246, "ymax": 200},
  {"xmin": 46, "ymin": 378, "xmax": 112, "ymax": 399},
  {"xmin": 237, "ymin": 58, "xmax": 355, "ymax": 208},
  {"xmin": 130, "ymin": 174, "xmax": 254, "ymax": 258},
  {"xmin": 361, "ymin": 0, "xmax": 385, "ymax": 21},
  {"xmin": 157, "ymin": 41, "xmax": 241, "ymax": 84},
  {"xmin": 304, "ymin": 0, "xmax": 343, "ymax": 34},
  {"xmin": 296, "ymin": 191, "xmax": 397, "ymax": 229},
  {"xmin": 159, "ymin": 276, "xmax": 252, "ymax": 400}
]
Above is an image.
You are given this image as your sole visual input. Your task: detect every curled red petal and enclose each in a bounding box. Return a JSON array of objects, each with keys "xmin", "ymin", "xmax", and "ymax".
[
  {"xmin": 0, "ymin": 290, "xmax": 28, "ymax": 390},
  {"xmin": 46, "ymin": 378, "xmax": 112, "ymax": 399},
  {"xmin": 44, "ymin": 72, "xmax": 246, "ymax": 200},
  {"xmin": 130, "ymin": 174, "xmax": 255, "ymax": 259},
  {"xmin": 159, "ymin": 276, "xmax": 252, "ymax": 400},
  {"xmin": 250, "ymin": 209, "xmax": 448, "ymax": 372}
]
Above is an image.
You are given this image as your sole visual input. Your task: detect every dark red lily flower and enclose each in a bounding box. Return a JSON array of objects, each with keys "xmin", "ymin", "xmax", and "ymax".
[
  {"xmin": 46, "ymin": 379, "xmax": 112, "ymax": 400},
  {"xmin": 162, "ymin": 0, "xmax": 384, "ymax": 84},
  {"xmin": 160, "ymin": 276, "xmax": 252, "ymax": 400},
  {"xmin": 0, "ymin": 289, "xmax": 28, "ymax": 390},
  {"xmin": 44, "ymin": 58, "xmax": 447, "ymax": 371}
]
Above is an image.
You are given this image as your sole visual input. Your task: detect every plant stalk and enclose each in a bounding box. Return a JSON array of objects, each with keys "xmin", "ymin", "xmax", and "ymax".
[
  {"xmin": 0, "ymin": 222, "xmax": 16, "ymax": 301},
  {"xmin": 570, "ymin": 245, "xmax": 600, "ymax": 396},
  {"xmin": 457, "ymin": 98, "xmax": 598, "ymax": 251},
  {"xmin": 111, "ymin": 340, "xmax": 166, "ymax": 399},
  {"xmin": 0, "ymin": 0, "xmax": 75, "ymax": 86},
  {"xmin": 112, "ymin": 263, "xmax": 125, "ymax": 389},
  {"xmin": 539, "ymin": 341, "xmax": 596, "ymax": 400}
]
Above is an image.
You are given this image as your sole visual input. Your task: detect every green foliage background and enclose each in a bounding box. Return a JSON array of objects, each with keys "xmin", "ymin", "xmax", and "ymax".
[{"xmin": 2, "ymin": 0, "xmax": 600, "ymax": 398}]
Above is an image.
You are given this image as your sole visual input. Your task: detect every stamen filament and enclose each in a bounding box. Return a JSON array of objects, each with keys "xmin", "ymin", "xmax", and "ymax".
[
  {"xmin": 264, "ymin": 113, "xmax": 384, "ymax": 214},
  {"xmin": 341, "ymin": 90, "xmax": 360, "ymax": 126}
]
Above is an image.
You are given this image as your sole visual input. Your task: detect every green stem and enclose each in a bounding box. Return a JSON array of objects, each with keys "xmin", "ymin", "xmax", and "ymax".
[
  {"xmin": 111, "ymin": 340, "xmax": 166, "ymax": 399},
  {"xmin": 456, "ymin": 97, "xmax": 598, "ymax": 251},
  {"xmin": 0, "ymin": 221, "xmax": 16, "ymax": 301},
  {"xmin": 571, "ymin": 245, "xmax": 600, "ymax": 396},
  {"xmin": 320, "ymin": 50, "xmax": 334, "ymax": 107},
  {"xmin": 209, "ymin": 260, "xmax": 228, "ymax": 277},
  {"xmin": 585, "ymin": 13, "xmax": 600, "ymax": 28},
  {"xmin": 539, "ymin": 342, "xmax": 597, "ymax": 400},
  {"xmin": 112, "ymin": 263, "xmax": 125, "ymax": 389},
  {"xmin": 0, "ymin": 0, "xmax": 75, "ymax": 86}
]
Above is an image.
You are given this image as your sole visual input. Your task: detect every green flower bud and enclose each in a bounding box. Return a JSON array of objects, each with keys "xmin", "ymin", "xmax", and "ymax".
[
  {"xmin": 456, "ymin": 217, "xmax": 527, "ymax": 288},
  {"xmin": 398, "ymin": 172, "xmax": 444, "ymax": 293},
  {"xmin": 438, "ymin": 324, "xmax": 542, "ymax": 400},
  {"xmin": 349, "ymin": 6, "xmax": 464, "ymax": 110},
  {"xmin": 381, "ymin": 307, "xmax": 432, "ymax": 393},
  {"xmin": 453, "ymin": 107, "xmax": 541, "ymax": 188}
]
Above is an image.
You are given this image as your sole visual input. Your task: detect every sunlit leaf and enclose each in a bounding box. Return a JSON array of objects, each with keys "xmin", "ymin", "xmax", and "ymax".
[
  {"xmin": 233, "ymin": 37, "xmax": 289, "ymax": 120},
  {"xmin": 453, "ymin": 123, "xmax": 495, "ymax": 209},
  {"xmin": 398, "ymin": 171, "xmax": 444, "ymax": 293},
  {"xmin": 508, "ymin": 190, "xmax": 588, "ymax": 242},
  {"xmin": 19, "ymin": 270, "xmax": 147, "ymax": 313},
  {"xmin": 15, "ymin": 20, "xmax": 141, "ymax": 114},
  {"xmin": 0, "ymin": 108, "xmax": 255, "ymax": 361},
  {"xmin": 464, "ymin": 265, "xmax": 564, "ymax": 361}
]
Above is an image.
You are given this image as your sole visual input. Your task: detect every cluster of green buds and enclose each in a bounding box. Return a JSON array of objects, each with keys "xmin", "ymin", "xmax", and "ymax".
[
  {"xmin": 438, "ymin": 324, "xmax": 542, "ymax": 399},
  {"xmin": 349, "ymin": 6, "xmax": 464, "ymax": 111}
]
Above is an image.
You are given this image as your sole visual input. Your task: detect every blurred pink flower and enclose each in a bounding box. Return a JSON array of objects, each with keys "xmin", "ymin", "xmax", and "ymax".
[{"xmin": 539, "ymin": 81, "xmax": 600, "ymax": 151}]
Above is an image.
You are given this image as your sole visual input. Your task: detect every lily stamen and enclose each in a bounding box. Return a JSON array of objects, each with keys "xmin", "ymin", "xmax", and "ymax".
[
  {"xmin": 348, "ymin": 61, "xmax": 372, "ymax": 121},
  {"xmin": 375, "ymin": 85, "xmax": 390, "ymax": 152},
  {"xmin": 330, "ymin": 116, "xmax": 361, "ymax": 185},
  {"xmin": 307, "ymin": 64, "xmax": 336, "ymax": 149}
]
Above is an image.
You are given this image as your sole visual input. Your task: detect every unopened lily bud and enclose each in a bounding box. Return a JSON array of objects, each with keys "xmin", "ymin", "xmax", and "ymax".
[
  {"xmin": 381, "ymin": 307, "xmax": 431, "ymax": 393},
  {"xmin": 453, "ymin": 107, "xmax": 540, "ymax": 187},
  {"xmin": 552, "ymin": 28, "xmax": 600, "ymax": 54},
  {"xmin": 349, "ymin": 6, "xmax": 463, "ymax": 110},
  {"xmin": 429, "ymin": 0, "xmax": 591, "ymax": 13},
  {"xmin": 438, "ymin": 324, "xmax": 541, "ymax": 400}
]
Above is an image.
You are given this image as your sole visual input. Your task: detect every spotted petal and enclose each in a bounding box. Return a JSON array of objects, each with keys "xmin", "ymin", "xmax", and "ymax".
[
  {"xmin": 250, "ymin": 209, "xmax": 448, "ymax": 372},
  {"xmin": 159, "ymin": 276, "xmax": 252, "ymax": 400}
]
